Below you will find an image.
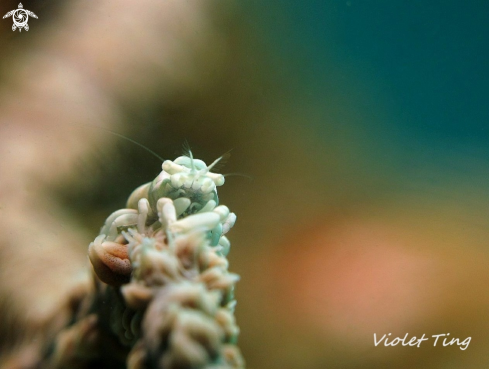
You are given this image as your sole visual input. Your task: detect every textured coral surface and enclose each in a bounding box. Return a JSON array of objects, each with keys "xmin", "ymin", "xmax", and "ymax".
[{"xmin": 44, "ymin": 155, "xmax": 244, "ymax": 368}]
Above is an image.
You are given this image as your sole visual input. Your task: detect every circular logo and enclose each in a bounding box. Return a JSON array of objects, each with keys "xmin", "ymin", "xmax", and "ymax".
[{"xmin": 12, "ymin": 9, "xmax": 28, "ymax": 28}]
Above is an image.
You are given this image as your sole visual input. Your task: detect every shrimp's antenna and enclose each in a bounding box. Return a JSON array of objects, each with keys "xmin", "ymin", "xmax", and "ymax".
[
  {"xmin": 207, "ymin": 156, "xmax": 223, "ymax": 171},
  {"xmin": 182, "ymin": 140, "xmax": 192, "ymax": 157},
  {"xmin": 72, "ymin": 122, "xmax": 164, "ymax": 162},
  {"xmin": 189, "ymin": 149, "xmax": 196, "ymax": 172},
  {"xmin": 223, "ymin": 173, "xmax": 253, "ymax": 181},
  {"xmin": 104, "ymin": 128, "xmax": 164, "ymax": 162},
  {"xmin": 208, "ymin": 151, "xmax": 232, "ymax": 172},
  {"xmin": 182, "ymin": 140, "xmax": 196, "ymax": 172}
]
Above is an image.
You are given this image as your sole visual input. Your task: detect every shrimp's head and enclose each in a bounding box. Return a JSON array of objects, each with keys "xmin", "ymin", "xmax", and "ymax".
[{"xmin": 162, "ymin": 154, "xmax": 225, "ymax": 197}]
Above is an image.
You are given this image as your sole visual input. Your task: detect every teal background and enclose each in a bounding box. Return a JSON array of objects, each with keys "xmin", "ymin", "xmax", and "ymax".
[{"xmin": 245, "ymin": 1, "xmax": 489, "ymax": 177}]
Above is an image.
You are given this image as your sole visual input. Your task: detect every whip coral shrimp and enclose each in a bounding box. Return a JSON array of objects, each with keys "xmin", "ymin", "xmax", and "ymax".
[
  {"xmin": 88, "ymin": 151, "xmax": 236, "ymax": 286},
  {"xmin": 127, "ymin": 151, "xmax": 226, "ymax": 215}
]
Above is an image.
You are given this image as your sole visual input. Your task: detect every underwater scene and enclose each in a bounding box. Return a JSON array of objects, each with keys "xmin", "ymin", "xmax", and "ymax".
[{"xmin": 0, "ymin": 0, "xmax": 488, "ymax": 368}]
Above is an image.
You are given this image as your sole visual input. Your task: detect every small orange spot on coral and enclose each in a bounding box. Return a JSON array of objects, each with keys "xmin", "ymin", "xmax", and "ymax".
[{"xmin": 88, "ymin": 240, "xmax": 131, "ymax": 286}]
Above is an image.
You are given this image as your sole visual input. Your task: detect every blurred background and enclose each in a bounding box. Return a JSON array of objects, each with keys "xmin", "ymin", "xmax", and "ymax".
[{"xmin": 1, "ymin": 0, "xmax": 489, "ymax": 368}]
